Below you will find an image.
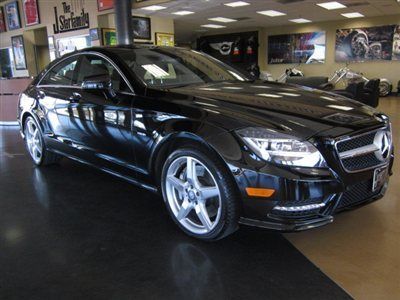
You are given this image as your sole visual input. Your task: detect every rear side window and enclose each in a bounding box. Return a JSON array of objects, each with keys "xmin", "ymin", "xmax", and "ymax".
[
  {"xmin": 76, "ymin": 54, "xmax": 131, "ymax": 92},
  {"xmin": 40, "ymin": 57, "xmax": 78, "ymax": 86}
]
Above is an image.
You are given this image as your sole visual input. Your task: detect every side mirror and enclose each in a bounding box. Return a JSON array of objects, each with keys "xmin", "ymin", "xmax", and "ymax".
[
  {"xmin": 82, "ymin": 74, "xmax": 112, "ymax": 90},
  {"xmin": 82, "ymin": 74, "xmax": 116, "ymax": 99}
]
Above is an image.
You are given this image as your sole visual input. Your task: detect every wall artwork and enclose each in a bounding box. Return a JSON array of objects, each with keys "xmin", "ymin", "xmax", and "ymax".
[
  {"xmin": 97, "ymin": 0, "xmax": 113, "ymax": 11},
  {"xmin": 0, "ymin": 7, "xmax": 7, "ymax": 33},
  {"xmin": 133, "ymin": 16, "xmax": 151, "ymax": 40},
  {"xmin": 23, "ymin": 0, "xmax": 40, "ymax": 27},
  {"xmin": 155, "ymin": 32, "xmax": 174, "ymax": 47},
  {"xmin": 197, "ymin": 31, "xmax": 259, "ymax": 75},
  {"xmin": 5, "ymin": 1, "xmax": 21, "ymax": 30},
  {"xmin": 268, "ymin": 32, "xmax": 326, "ymax": 64},
  {"xmin": 53, "ymin": 1, "xmax": 90, "ymax": 34},
  {"xmin": 102, "ymin": 28, "xmax": 116, "ymax": 46},
  {"xmin": 11, "ymin": 35, "xmax": 27, "ymax": 70},
  {"xmin": 57, "ymin": 35, "xmax": 91, "ymax": 57},
  {"xmin": 335, "ymin": 25, "xmax": 400, "ymax": 62},
  {"xmin": 90, "ymin": 28, "xmax": 100, "ymax": 41}
]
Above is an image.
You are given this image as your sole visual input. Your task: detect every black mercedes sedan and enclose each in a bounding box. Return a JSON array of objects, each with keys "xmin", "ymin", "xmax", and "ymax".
[{"xmin": 17, "ymin": 46, "xmax": 394, "ymax": 240}]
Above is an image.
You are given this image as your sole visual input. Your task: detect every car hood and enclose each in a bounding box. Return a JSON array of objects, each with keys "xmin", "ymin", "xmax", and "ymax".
[{"xmin": 165, "ymin": 81, "xmax": 385, "ymax": 140}]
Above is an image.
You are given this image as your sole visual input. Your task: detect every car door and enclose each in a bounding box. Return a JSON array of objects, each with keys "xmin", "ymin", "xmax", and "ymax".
[
  {"xmin": 36, "ymin": 56, "xmax": 81, "ymax": 153},
  {"xmin": 66, "ymin": 53, "xmax": 136, "ymax": 172}
]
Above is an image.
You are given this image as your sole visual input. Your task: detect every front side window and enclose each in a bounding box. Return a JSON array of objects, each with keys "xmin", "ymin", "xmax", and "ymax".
[
  {"xmin": 117, "ymin": 48, "xmax": 249, "ymax": 88},
  {"xmin": 76, "ymin": 55, "xmax": 130, "ymax": 92},
  {"xmin": 40, "ymin": 57, "xmax": 78, "ymax": 86}
]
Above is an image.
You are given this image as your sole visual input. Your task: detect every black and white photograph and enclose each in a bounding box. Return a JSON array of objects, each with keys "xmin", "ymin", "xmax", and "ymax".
[{"xmin": 132, "ymin": 16, "xmax": 151, "ymax": 40}]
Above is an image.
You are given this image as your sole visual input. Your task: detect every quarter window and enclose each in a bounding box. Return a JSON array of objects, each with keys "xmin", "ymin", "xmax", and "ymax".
[{"xmin": 40, "ymin": 57, "xmax": 78, "ymax": 86}]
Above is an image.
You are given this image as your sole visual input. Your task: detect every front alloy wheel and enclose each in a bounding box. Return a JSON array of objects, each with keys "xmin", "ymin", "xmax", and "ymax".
[
  {"xmin": 24, "ymin": 116, "xmax": 61, "ymax": 166},
  {"xmin": 25, "ymin": 118, "xmax": 43, "ymax": 164},
  {"xmin": 162, "ymin": 148, "xmax": 239, "ymax": 240}
]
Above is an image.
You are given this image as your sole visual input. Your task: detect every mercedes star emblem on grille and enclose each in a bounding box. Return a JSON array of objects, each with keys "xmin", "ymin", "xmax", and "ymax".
[{"xmin": 374, "ymin": 130, "xmax": 390, "ymax": 161}]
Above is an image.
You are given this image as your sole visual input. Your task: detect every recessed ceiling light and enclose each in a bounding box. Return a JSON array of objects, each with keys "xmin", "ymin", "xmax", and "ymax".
[
  {"xmin": 224, "ymin": 1, "xmax": 250, "ymax": 7},
  {"xmin": 201, "ymin": 24, "xmax": 227, "ymax": 29},
  {"xmin": 317, "ymin": 1, "xmax": 346, "ymax": 10},
  {"xmin": 141, "ymin": 5, "xmax": 167, "ymax": 11},
  {"xmin": 172, "ymin": 11, "xmax": 194, "ymax": 15},
  {"xmin": 341, "ymin": 12, "xmax": 364, "ymax": 18},
  {"xmin": 208, "ymin": 17, "xmax": 237, "ymax": 23},
  {"xmin": 289, "ymin": 18, "xmax": 312, "ymax": 23},
  {"xmin": 257, "ymin": 10, "xmax": 286, "ymax": 17}
]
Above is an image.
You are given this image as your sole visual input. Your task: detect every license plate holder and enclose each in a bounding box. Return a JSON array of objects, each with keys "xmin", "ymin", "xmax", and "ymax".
[{"xmin": 372, "ymin": 166, "xmax": 388, "ymax": 192}]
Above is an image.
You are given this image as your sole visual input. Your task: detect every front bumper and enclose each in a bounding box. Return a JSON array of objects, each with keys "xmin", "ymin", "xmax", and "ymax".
[{"xmin": 232, "ymin": 157, "xmax": 393, "ymax": 232}]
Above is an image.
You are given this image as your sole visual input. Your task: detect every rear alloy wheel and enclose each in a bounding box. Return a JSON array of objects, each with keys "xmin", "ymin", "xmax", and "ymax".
[
  {"xmin": 24, "ymin": 117, "xmax": 61, "ymax": 166},
  {"xmin": 162, "ymin": 148, "xmax": 239, "ymax": 240}
]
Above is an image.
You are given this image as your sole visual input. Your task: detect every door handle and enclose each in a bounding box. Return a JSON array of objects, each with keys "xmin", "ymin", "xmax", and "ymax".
[{"xmin": 68, "ymin": 92, "xmax": 82, "ymax": 103}]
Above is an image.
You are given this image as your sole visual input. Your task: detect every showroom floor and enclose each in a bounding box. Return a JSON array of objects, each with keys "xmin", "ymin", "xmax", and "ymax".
[
  {"xmin": 286, "ymin": 96, "xmax": 400, "ymax": 300},
  {"xmin": 0, "ymin": 96, "xmax": 398, "ymax": 299}
]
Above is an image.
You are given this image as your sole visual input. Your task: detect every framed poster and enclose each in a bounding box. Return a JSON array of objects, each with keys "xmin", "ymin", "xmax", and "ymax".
[
  {"xmin": 155, "ymin": 32, "xmax": 174, "ymax": 47},
  {"xmin": 133, "ymin": 16, "xmax": 151, "ymax": 40},
  {"xmin": 102, "ymin": 28, "xmax": 117, "ymax": 45},
  {"xmin": 57, "ymin": 35, "xmax": 91, "ymax": 57},
  {"xmin": 90, "ymin": 28, "xmax": 100, "ymax": 41},
  {"xmin": 5, "ymin": 1, "xmax": 21, "ymax": 30},
  {"xmin": 268, "ymin": 32, "xmax": 326, "ymax": 64},
  {"xmin": 98, "ymin": 0, "xmax": 114, "ymax": 11},
  {"xmin": 11, "ymin": 35, "xmax": 27, "ymax": 70},
  {"xmin": 0, "ymin": 7, "xmax": 6, "ymax": 33},
  {"xmin": 23, "ymin": 0, "xmax": 40, "ymax": 26},
  {"xmin": 335, "ymin": 25, "xmax": 398, "ymax": 62}
]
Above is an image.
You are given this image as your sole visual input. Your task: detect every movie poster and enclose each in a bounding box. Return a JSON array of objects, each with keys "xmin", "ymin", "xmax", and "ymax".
[
  {"xmin": 5, "ymin": 1, "xmax": 21, "ymax": 30},
  {"xmin": 268, "ymin": 32, "xmax": 326, "ymax": 64},
  {"xmin": 97, "ymin": 0, "xmax": 113, "ymax": 11},
  {"xmin": 0, "ymin": 7, "xmax": 6, "ymax": 33},
  {"xmin": 11, "ymin": 35, "xmax": 27, "ymax": 70},
  {"xmin": 335, "ymin": 25, "xmax": 399, "ymax": 62},
  {"xmin": 23, "ymin": 0, "xmax": 40, "ymax": 26}
]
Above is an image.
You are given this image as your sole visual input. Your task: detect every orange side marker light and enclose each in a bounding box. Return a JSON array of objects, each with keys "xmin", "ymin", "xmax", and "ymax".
[{"xmin": 245, "ymin": 188, "xmax": 275, "ymax": 198}]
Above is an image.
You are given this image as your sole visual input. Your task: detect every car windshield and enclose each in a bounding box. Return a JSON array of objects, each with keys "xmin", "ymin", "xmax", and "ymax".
[{"xmin": 117, "ymin": 47, "xmax": 250, "ymax": 88}]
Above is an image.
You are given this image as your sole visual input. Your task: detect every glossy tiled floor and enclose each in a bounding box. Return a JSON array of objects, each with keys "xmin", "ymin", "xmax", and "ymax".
[
  {"xmin": 286, "ymin": 96, "xmax": 400, "ymax": 300},
  {"xmin": 0, "ymin": 127, "xmax": 348, "ymax": 299}
]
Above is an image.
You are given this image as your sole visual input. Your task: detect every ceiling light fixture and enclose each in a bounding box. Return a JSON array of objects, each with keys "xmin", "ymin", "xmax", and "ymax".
[
  {"xmin": 208, "ymin": 17, "xmax": 237, "ymax": 23},
  {"xmin": 341, "ymin": 12, "xmax": 364, "ymax": 18},
  {"xmin": 201, "ymin": 24, "xmax": 227, "ymax": 29},
  {"xmin": 172, "ymin": 11, "xmax": 194, "ymax": 15},
  {"xmin": 141, "ymin": 5, "xmax": 167, "ymax": 11},
  {"xmin": 224, "ymin": 1, "xmax": 250, "ymax": 7},
  {"xmin": 289, "ymin": 18, "xmax": 312, "ymax": 23},
  {"xmin": 257, "ymin": 10, "xmax": 286, "ymax": 17},
  {"xmin": 317, "ymin": 1, "xmax": 347, "ymax": 10}
]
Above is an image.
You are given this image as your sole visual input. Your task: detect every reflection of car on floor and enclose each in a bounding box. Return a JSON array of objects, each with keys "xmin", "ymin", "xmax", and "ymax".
[{"xmin": 17, "ymin": 46, "xmax": 394, "ymax": 240}]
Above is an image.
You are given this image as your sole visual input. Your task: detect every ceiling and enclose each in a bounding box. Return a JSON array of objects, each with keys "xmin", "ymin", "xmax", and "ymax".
[{"xmin": 134, "ymin": 0, "xmax": 400, "ymax": 42}]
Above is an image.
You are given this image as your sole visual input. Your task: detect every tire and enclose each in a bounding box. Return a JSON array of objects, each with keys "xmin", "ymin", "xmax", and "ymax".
[
  {"xmin": 379, "ymin": 80, "xmax": 392, "ymax": 97},
  {"xmin": 161, "ymin": 147, "xmax": 240, "ymax": 241},
  {"xmin": 24, "ymin": 116, "xmax": 62, "ymax": 166}
]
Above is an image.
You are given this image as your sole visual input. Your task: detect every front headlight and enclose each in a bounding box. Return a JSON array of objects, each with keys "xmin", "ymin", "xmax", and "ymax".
[{"xmin": 237, "ymin": 127, "xmax": 328, "ymax": 168}]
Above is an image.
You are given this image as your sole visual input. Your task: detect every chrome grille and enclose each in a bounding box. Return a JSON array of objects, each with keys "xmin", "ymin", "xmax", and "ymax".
[{"xmin": 335, "ymin": 128, "xmax": 391, "ymax": 173}]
